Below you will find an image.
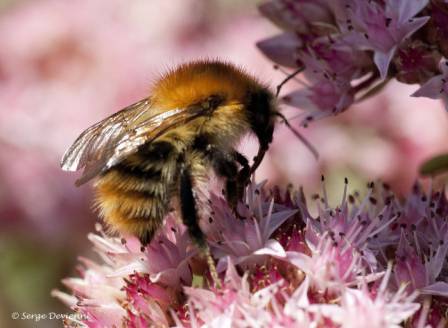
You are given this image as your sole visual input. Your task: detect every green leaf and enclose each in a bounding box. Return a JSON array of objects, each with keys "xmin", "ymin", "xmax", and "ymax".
[{"xmin": 420, "ymin": 153, "xmax": 448, "ymax": 176}]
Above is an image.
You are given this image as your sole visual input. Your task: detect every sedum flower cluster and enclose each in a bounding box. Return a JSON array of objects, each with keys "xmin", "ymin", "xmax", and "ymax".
[
  {"xmin": 53, "ymin": 180, "xmax": 448, "ymax": 327},
  {"xmin": 257, "ymin": 0, "xmax": 448, "ymax": 123}
]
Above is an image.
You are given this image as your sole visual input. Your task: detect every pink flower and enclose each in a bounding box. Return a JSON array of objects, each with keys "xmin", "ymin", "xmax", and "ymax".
[
  {"xmin": 52, "ymin": 217, "xmax": 194, "ymax": 326},
  {"xmin": 310, "ymin": 265, "xmax": 420, "ymax": 328},
  {"xmin": 257, "ymin": 0, "xmax": 446, "ymax": 126},
  {"xmin": 283, "ymin": 79, "xmax": 354, "ymax": 124},
  {"xmin": 394, "ymin": 231, "xmax": 448, "ymax": 298},
  {"xmin": 285, "ymin": 235, "xmax": 379, "ymax": 293},
  {"xmin": 51, "ymin": 255, "xmax": 128, "ymax": 327},
  {"xmin": 180, "ymin": 259, "xmax": 280, "ymax": 327},
  {"xmin": 256, "ymin": 33, "xmax": 303, "ymax": 68},
  {"xmin": 54, "ymin": 180, "xmax": 446, "ymax": 327},
  {"xmin": 123, "ymin": 274, "xmax": 173, "ymax": 327},
  {"xmin": 203, "ymin": 189, "xmax": 296, "ymax": 272},
  {"xmin": 258, "ymin": 0, "xmax": 334, "ymax": 35},
  {"xmin": 338, "ymin": 0, "xmax": 430, "ymax": 79},
  {"xmin": 394, "ymin": 40, "xmax": 441, "ymax": 84},
  {"xmin": 426, "ymin": 1, "xmax": 448, "ymax": 58},
  {"xmin": 89, "ymin": 215, "xmax": 194, "ymax": 289},
  {"xmin": 412, "ymin": 60, "xmax": 448, "ymax": 109}
]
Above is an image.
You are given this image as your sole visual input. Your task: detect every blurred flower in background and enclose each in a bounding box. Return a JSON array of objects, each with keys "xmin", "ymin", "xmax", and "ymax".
[
  {"xmin": 0, "ymin": 0, "xmax": 274, "ymax": 327},
  {"xmin": 0, "ymin": 0, "xmax": 447, "ymax": 327}
]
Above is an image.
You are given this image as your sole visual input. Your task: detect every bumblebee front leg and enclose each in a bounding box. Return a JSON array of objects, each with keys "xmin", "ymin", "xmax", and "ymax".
[
  {"xmin": 179, "ymin": 165, "xmax": 221, "ymax": 288},
  {"xmin": 220, "ymin": 151, "xmax": 250, "ymax": 208},
  {"xmin": 250, "ymin": 144, "xmax": 268, "ymax": 176},
  {"xmin": 209, "ymin": 149, "xmax": 250, "ymax": 209},
  {"xmin": 233, "ymin": 151, "xmax": 250, "ymax": 200},
  {"xmin": 193, "ymin": 135, "xmax": 248, "ymax": 206}
]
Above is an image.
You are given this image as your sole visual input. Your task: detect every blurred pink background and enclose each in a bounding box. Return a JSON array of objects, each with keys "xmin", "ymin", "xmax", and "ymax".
[{"xmin": 0, "ymin": 0, "xmax": 447, "ymax": 327}]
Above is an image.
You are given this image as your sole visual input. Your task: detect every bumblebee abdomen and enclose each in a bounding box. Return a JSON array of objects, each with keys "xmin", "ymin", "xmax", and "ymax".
[{"xmin": 94, "ymin": 141, "xmax": 179, "ymax": 241}]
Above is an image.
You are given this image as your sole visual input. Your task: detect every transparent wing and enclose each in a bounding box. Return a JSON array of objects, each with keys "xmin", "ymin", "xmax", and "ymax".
[
  {"xmin": 61, "ymin": 98, "xmax": 151, "ymax": 172},
  {"xmin": 61, "ymin": 98, "xmax": 205, "ymax": 186}
]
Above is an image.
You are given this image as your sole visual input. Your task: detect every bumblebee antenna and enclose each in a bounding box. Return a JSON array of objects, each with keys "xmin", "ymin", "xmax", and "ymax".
[
  {"xmin": 275, "ymin": 66, "xmax": 304, "ymax": 98},
  {"xmin": 274, "ymin": 111, "xmax": 319, "ymax": 160},
  {"xmin": 274, "ymin": 65, "xmax": 319, "ymax": 160}
]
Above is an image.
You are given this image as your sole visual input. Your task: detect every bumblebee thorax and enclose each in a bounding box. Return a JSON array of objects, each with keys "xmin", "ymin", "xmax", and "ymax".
[{"xmin": 150, "ymin": 60, "xmax": 267, "ymax": 109}]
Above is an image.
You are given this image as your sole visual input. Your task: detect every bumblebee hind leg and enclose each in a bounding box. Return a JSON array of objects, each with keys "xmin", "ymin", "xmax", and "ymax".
[
  {"xmin": 179, "ymin": 165, "xmax": 221, "ymax": 288},
  {"xmin": 233, "ymin": 151, "xmax": 250, "ymax": 203}
]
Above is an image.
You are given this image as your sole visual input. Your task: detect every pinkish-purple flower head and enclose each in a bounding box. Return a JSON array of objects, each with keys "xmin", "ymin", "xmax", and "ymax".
[
  {"xmin": 54, "ymin": 179, "xmax": 448, "ymax": 327},
  {"xmin": 257, "ymin": 0, "xmax": 448, "ymax": 123},
  {"xmin": 412, "ymin": 60, "xmax": 448, "ymax": 110}
]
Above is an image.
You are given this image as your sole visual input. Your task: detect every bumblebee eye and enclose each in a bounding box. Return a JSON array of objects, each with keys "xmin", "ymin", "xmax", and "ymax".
[
  {"xmin": 209, "ymin": 94, "xmax": 224, "ymax": 108},
  {"xmin": 201, "ymin": 94, "xmax": 224, "ymax": 111}
]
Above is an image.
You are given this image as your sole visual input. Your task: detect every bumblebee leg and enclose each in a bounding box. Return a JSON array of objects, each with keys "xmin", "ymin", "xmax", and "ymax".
[
  {"xmin": 212, "ymin": 155, "xmax": 239, "ymax": 208},
  {"xmin": 196, "ymin": 142, "xmax": 238, "ymax": 208},
  {"xmin": 234, "ymin": 151, "xmax": 250, "ymax": 177},
  {"xmin": 218, "ymin": 151, "xmax": 251, "ymax": 209},
  {"xmin": 179, "ymin": 166, "xmax": 221, "ymax": 288},
  {"xmin": 179, "ymin": 167, "xmax": 203, "ymax": 247},
  {"xmin": 208, "ymin": 148, "xmax": 250, "ymax": 206},
  {"xmin": 193, "ymin": 135, "xmax": 248, "ymax": 206},
  {"xmin": 233, "ymin": 151, "xmax": 250, "ymax": 201},
  {"xmin": 250, "ymin": 145, "xmax": 268, "ymax": 176}
]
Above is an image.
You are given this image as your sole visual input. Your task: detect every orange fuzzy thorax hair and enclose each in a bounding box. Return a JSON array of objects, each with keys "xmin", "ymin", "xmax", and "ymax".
[{"xmin": 150, "ymin": 60, "xmax": 266, "ymax": 109}]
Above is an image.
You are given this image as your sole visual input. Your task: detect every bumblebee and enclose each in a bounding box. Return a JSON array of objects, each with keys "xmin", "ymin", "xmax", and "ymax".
[{"xmin": 61, "ymin": 60, "xmax": 304, "ymax": 253}]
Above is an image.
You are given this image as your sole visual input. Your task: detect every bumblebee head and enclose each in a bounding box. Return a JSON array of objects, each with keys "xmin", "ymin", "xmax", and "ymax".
[
  {"xmin": 245, "ymin": 88, "xmax": 277, "ymax": 150},
  {"xmin": 151, "ymin": 60, "xmax": 278, "ymax": 145},
  {"xmin": 150, "ymin": 60, "xmax": 316, "ymax": 158},
  {"xmin": 245, "ymin": 74, "xmax": 319, "ymax": 161}
]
